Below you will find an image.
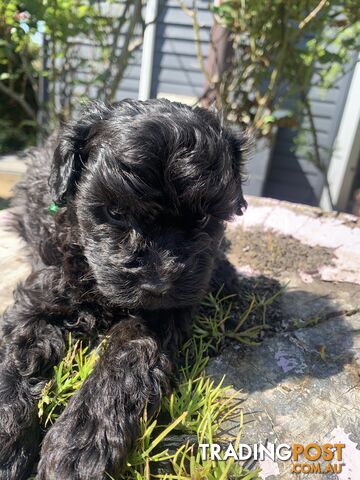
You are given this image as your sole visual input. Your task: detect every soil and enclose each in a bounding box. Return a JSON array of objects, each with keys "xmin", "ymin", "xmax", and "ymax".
[{"xmin": 226, "ymin": 226, "xmax": 334, "ymax": 277}]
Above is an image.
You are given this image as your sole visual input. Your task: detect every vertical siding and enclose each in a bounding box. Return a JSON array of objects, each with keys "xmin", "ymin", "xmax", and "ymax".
[
  {"xmin": 55, "ymin": 1, "xmax": 144, "ymax": 115},
  {"xmin": 152, "ymin": 0, "xmax": 212, "ymax": 102},
  {"xmin": 51, "ymin": 2, "xmax": 355, "ymax": 207},
  {"xmin": 151, "ymin": 4, "xmax": 356, "ymax": 206},
  {"xmin": 264, "ymin": 63, "xmax": 356, "ymax": 205}
]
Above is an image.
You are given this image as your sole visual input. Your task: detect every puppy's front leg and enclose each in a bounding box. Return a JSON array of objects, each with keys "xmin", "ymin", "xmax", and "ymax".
[
  {"xmin": 37, "ymin": 318, "xmax": 172, "ymax": 480},
  {"xmin": 0, "ymin": 269, "xmax": 67, "ymax": 480}
]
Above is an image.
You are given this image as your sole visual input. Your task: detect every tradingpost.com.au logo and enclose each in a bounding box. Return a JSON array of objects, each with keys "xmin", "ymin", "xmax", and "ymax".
[{"xmin": 199, "ymin": 442, "xmax": 345, "ymax": 475}]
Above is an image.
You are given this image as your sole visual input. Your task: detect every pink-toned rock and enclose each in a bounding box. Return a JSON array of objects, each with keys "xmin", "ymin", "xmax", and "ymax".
[
  {"xmin": 0, "ymin": 210, "xmax": 29, "ymax": 315},
  {"xmin": 229, "ymin": 196, "xmax": 360, "ymax": 285}
]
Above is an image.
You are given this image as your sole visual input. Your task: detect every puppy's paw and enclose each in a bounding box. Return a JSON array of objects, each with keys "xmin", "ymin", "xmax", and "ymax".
[
  {"xmin": 38, "ymin": 427, "xmax": 103, "ymax": 480},
  {"xmin": 37, "ymin": 320, "xmax": 170, "ymax": 480},
  {"xmin": 0, "ymin": 376, "xmax": 40, "ymax": 480},
  {"xmin": 37, "ymin": 398, "xmax": 124, "ymax": 480},
  {"xmin": 0, "ymin": 427, "xmax": 39, "ymax": 480}
]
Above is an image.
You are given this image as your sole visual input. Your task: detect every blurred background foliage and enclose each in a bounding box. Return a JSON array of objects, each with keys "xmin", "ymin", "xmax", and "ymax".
[
  {"xmin": 210, "ymin": 0, "xmax": 359, "ymax": 138},
  {"xmin": 193, "ymin": 0, "xmax": 360, "ymax": 208},
  {"xmin": 0, "ymin": 0, "xmax": 359, "ymax": 159},
  {"xmin": 0, "ymin": 0, "xmax": 145, "ymax": 152}
]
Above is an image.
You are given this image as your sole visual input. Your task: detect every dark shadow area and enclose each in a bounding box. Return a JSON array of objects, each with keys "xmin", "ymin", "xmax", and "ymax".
[
  {"xmin": 264, "ymin": 128, "xmax": 321, "ymax": 206},
  {"xmin": 0, "ymin": 198, "xmax": 11, "ymax": 210},
  {"xmin": 208, "ymin": 271, "xmax": 357, "ymax": 395}
]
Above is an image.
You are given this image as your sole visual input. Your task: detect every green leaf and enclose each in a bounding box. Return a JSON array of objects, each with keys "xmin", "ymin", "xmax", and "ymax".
[{"xmin": 263, "ymin": 114, "xmax": 275, "ymax": 124}]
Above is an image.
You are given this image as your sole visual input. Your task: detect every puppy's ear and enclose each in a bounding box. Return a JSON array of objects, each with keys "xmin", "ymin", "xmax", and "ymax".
[
  {"xmin": 49, "ymin": 102, "xmax": 110, "ymax": 206},
  {"xmin": 226, "ymin": 127, "xmax": 250, "ymax": 215}
]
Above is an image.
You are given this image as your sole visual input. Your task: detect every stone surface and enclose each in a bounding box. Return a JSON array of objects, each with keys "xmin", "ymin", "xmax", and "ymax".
[
  {"xmin": 0, "ymin": 196, "xmax": 359, "ymax": 479},
  {"xmin": 0, "ymin": 153, "xmax": 26, "ymax": 199},
  {"xmin": 209, "ymin": 197, "xmax": 360, "ymax": 479},
  {"xmin": 0, "ymin": 209, "xmax": 29, "ymax": 315}
]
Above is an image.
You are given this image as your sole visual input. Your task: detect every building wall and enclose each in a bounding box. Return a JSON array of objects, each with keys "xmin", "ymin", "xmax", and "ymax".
[
  {"xmin": 264, "ymin": 68, "xmax": 356, "ymax": 206},
  {"xmin": 149, "ymin": 2, "xmax": 357, "ymax": 206},
  {"xmin": 54, "ymin": 0, "xmax": 356, "ymax": 207},
  {"xmin": 152, "ymin": 0, "xmax": 211, "ymax": 102}
]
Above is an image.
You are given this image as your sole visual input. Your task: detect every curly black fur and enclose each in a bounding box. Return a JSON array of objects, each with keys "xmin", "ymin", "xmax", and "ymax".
[{"xmin": 0, "ymin": 99, "xmax": 247, "ymax": 480}]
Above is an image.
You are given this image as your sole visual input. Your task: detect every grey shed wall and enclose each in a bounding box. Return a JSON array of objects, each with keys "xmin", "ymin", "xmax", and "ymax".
[
  {"xmin": 54, "ymin": 1, "xmax": 143, "ymax": 112},
  {"xmin": 264, "ymin": 66, "xmax": 356, "ymax": 206},
  {"xmin": 151, "ymin": 0, "xmax": 212, "ymax": 100},
  {"xmin": 149, "ymin": 2, "xmax": 356, "ymax": 206},
  {"xmin": 54, "ymin": 0, "xmax": 356, "ymax": 207}
]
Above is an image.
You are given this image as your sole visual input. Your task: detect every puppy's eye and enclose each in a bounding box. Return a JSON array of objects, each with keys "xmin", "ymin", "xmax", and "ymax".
[{"xmin": 104, "ymin": 205, "xmax": 126, "ymax": 225}]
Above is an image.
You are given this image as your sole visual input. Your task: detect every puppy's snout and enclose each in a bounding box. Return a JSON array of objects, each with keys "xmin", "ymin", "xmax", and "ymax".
[{"xmin": 141, "ymin": 280, "xmax": 171, "ymax": 296}]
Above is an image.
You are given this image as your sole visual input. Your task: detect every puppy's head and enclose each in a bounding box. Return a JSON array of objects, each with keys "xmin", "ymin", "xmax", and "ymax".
[{"xmin": 50, "ymin": 99, "xmax": 247, "ymax": 310}]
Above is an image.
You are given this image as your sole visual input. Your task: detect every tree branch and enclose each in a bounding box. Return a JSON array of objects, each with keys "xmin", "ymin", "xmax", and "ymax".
[
  {"xmin": 299, "ymin": 0, "xmax": 328, "ymax": 30},
  {"xmin": 178, "ymin": 0, "xmax": 211, "ymax": 83},
  {"xmin": 108, "ymin": 0, "xmax": 144, "ymax": 101},
  {"xmin": 97, "ymin": 0, "xmax": 132, "ymax": 98},
  {"xmin": 0, "ymin": 81, "xmax": 36, "ymax": 119},
  {"xmin": 301, "ymin": 91, "xmax": 335, "ymax": 210}
]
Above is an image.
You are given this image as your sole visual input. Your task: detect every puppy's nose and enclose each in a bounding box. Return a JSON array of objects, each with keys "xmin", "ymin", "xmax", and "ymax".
[{"xmin": 141, "ymin": 280, "xmax": 170, "ymax": 296}]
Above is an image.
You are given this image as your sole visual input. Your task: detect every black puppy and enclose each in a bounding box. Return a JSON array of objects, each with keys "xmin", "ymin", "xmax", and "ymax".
[{"xmin": 0, "ymin": 99, "xmax": 247, "ymax": 479}]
